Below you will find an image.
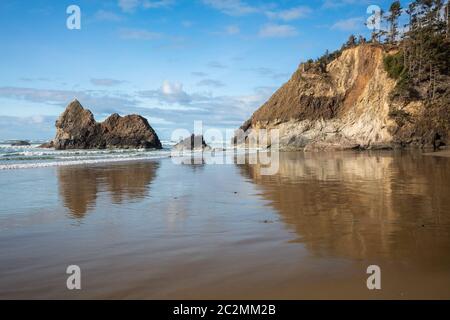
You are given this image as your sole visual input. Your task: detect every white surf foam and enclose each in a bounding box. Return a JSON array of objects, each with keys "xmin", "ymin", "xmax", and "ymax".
[{"xmin": 0, "ymin": 153, "xmax": 171, "ymax": 170}]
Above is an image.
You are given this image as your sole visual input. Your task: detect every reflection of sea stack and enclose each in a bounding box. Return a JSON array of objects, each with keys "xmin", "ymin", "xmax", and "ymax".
[
  {"xmin": 58, "ymin": 162, "xmax": 159, "ymax": 217},
  {"xmin": 43, "ymin": 100, "xmax": 162, "ymax": 150}
]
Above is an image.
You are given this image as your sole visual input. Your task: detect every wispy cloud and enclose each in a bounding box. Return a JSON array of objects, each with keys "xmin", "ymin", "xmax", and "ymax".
[
  {"xmin": 201, "ymin": 0, "xmax": 258, "ymax": 16},
  {"xmin": 224, "ymin": 25, "xmax": 240, "ymax": 35},
  {"xmin": 19, "ymin": 77, "xmax": 52, "ymax": 82},
  {"xmin": 118, "ymin": 0, "xmax": 175, "ymax": 13},
  {"xmin": 259, "ymin": 24, "xmax": 298, "ymax": 38},
  {"xmin": 266, "ymin": 6, "xmax": 311, "ymax": 21},
  {"xmin": 0, "ymin": 82, "xmax": 274, "ymax": 139},
  {"xmin": 119, "ymin": 28, "xmax": 162, "ymax": 40},
  {"xmin": 191, "ymin": 72, "xmax": 208, "ymax": 77},
  {"xmin": 95, "ymin": 10, "xmax": 124, "ymax": 22},
  {"xmin": 118, "ymin": 0, "xmax": 140, "ymax": 12},
  {"xmin": 91, "ymin": 78, "xmax": 126, "ymax": 87},
  {"xmin": 143, "ymin": 0, "xmax": 175, "ymax": 9},
  {"xmin": 322, "ymin": 0, "xmax": 370, "ymax": 9},
  {"xmin": 0, "ymin": 87, "xmax": 138, "ymax": 116},
  {"xmin": 331, "ymin": 17, "xmax": 364, "ymax": 31},
  {"xmin": 181, "ymin": 20, "xmax": 194, "ymax": 28},
  {"xmin": 202, "ymin": 0, "xmax": 309, "ymax": 23},
  {"xmin": 0, "ymin": 115, "xmax": 56, "ymax": 140},
  {"xmin": 207, "ymin": 61, "xmax": 227, "ymax": 69},
  {"xmin": 244, "ymin": 67, "xmax": 289, "ymax": 80},
  {"xmin": 197, "ymin": 79, "xmax": 226, "ymax": 88}
]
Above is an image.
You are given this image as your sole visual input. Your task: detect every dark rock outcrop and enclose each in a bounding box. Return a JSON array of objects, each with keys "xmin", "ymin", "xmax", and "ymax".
[
  {"xmin": 48, "ymin": 100, "xmax": 162, "ymax": 150},
  {"xmin": 39, "ymin": 141, "xmax": 54, "ymax": 148},
  {"xmin": 11, "ymin": 140, "xmax": 31, "ymax": 146},
  {"xmin": 173, "ymin": 134, "xmax": 210, "ymax": 151}
]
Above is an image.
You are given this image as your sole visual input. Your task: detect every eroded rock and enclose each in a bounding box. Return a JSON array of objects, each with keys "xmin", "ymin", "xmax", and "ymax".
[{"xmin": 49, "ymin": 100, "xmax": 162, "ymax": 150}]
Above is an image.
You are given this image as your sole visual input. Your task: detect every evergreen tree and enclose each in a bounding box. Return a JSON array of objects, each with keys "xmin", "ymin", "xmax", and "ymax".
[{"xmin": 387, "ymin": 1, "xmax": 402, "ymax": 43}]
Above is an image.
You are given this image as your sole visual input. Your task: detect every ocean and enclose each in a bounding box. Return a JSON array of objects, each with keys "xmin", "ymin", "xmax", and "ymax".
[{"xmin": 0, "ymin": 141, "xmax": 178, "ymax": 170}]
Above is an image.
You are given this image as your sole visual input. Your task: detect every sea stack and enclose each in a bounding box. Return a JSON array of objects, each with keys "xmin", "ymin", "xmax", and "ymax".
[
  {"xmin": 173, "ymin": 134, "xmax": 210, "ymax": 151},
  {"xmin": 47, "ymin": 100, "xmax": 162, "ymax": 150}
]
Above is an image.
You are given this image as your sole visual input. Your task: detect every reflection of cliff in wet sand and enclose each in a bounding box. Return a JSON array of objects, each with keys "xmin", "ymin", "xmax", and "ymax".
[
  {"xmin": 238, "ymin": 152, "xmax": 450, "ymax": 265},
  {"xmin": 58, "ymin": 162, "xmax": 159, "ymax": 218}
]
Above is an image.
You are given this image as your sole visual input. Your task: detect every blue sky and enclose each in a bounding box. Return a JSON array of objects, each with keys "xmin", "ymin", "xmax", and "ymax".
[{"xmin": 0, "ymin": 0, "xmax": 394, "ymax": 140}]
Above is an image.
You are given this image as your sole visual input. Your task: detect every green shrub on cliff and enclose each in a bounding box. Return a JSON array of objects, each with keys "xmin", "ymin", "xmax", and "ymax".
[{"xmin": 383, "ymin": 52, "xmax": 406, "ymax": 80}]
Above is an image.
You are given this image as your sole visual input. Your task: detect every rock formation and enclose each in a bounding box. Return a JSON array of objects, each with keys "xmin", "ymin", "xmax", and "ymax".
[
  {"xmin": 236, "ymin": 44, "xmax": 448, "ymax": 151},
  {"xmin": 173, "ymin": 134, "xmax": 210, "ymax": 151},
  {"xmin": 45, "ymin": 100, "xmax": 162, "ymax": 150},
  {"xmin": 11, "ymin": 140, "xmax": 31, "ymax": 146}
]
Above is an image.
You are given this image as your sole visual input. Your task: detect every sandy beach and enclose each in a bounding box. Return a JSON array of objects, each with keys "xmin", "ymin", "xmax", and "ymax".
[{"xmin": 1, "ymin": 151, "xmax": 449, "ymax": 299}]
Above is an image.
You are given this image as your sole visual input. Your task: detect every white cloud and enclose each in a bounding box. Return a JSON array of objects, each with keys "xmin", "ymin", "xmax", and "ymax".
[
  {"xmin": 0, "ymin": 86, "xmax": 138, "ymax": 115},
  {"xmin": 119, "ymin": 28, "xmax": 162, "ymax": 40},
  {"xmin": 143, "ymin": 0, "xmax": 175, "ymax": 9},
  {"xmin": 140, "ymin": 81, "xmax": 192, "ymax": 104},
  {"xmin": 322, "ymin": 0, "xmax": 366, "ymax": 9},
  {"xmin": 118, "ymin": 0, "xmax": 140, "ymax": 12},
  {"xmin": 118, "ymin": 0, "xmax": 174, "ymax": 12},
  {"xmin": 266, "ymin": 6, "xmax": 311, "ymax": 21},
  {"xmin": 201, "ymin": 0, "xmax": 258, "ymax": 16},
  {"xmin": 95, "ymin": 10, "xmax": 124, "ymax": 22},
  {"xmin": 331, "ymin": 17, "xmax": 364, "ymax": 31},
  {"xmin": 30, "ymin": 115, "xmax": 45, "ymax": 124},
  {"xmin": 0, "ymin": 82, "xmax": 275, "ymax": 140},
  {"xmin": 0, "ymin": 115, "xmax": 56, "ymax": 140},
  {"xmin": 259, "ymin": 24, "xmax": 298, "ymax": 38}
]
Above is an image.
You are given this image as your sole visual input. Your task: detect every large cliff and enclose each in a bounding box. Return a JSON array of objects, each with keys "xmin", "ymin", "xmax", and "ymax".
[
  {"xmin": 47, "ymin": 100, "xmax": 162, "ymax": 150},
  {"xmin": 237, "ymin": 44, "xmax": 448, "ymax": 151}
]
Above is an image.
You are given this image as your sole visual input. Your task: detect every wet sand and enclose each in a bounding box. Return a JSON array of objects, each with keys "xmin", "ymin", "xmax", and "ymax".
[
  {"xmin": 423, "ymin": 149, "xmax": 450, "ymax": 158},
  {"xmin": 0, "ymin": 151, "xmax": 450, "ymax": 299}
]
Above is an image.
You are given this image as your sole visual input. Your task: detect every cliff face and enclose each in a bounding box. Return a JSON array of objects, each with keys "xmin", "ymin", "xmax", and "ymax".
[
  {"xmin": 50, "ymin": 100, "xmax": 162, "ymax": 150},
  {"xmin": 239, "ymin": 45, "xmax": 432, "ymax": 151}
]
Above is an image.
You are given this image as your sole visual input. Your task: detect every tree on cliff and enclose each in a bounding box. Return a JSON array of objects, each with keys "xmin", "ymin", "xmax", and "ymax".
[
  {"xmin": 384, "ymin": 0, "xmax": 449, "ymax": 87},
  {"xmin": 387, "ymin": 1, "xmax": 402, "ymax": 44}
]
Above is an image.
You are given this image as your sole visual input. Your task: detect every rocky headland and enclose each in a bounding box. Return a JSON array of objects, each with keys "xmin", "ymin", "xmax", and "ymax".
[{"xmin": 236, "ymin": 44, "xmax": 449, "ymax": 151}]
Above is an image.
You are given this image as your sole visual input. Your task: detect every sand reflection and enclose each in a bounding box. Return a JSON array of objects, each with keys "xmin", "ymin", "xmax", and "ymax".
[{"xmin": 58, "ymin": 161, "xmax": 159, "ymax": 218}]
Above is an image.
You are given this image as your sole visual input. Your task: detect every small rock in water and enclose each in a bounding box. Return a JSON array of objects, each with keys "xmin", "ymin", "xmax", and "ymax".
[
  {"xmin": 173, "ymin": 134, "xmax": 210, "ymax": 151},
  {"xmin": 11, "ymin": 140, "xmax": 31, "ymax": 146}
]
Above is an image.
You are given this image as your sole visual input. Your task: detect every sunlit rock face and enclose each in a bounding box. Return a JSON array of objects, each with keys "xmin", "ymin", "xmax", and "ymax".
[{"xmin": 237, "ymin": 45, "xmax": 431, "ymax": 150}]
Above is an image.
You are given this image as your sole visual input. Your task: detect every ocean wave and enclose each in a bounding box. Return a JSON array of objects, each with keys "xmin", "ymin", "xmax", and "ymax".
[
  {"xmin": 0, "ymin": 154, "xmax": 171, "ymax": 170},
  {"xmin": 0, "ymin": 144, "xmax": 258, "ymax": 170}
]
